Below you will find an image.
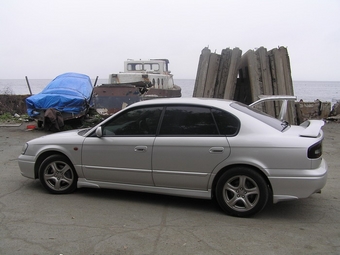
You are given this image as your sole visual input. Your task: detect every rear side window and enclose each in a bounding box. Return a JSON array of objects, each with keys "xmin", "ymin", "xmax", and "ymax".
[
  {"xmin": 160, "ymin": 106, "xmax": 218, "ymax": 135},
  {"xmin": 212, "ymin": 109, "xmax": 240, "ymax": 136},
  {"xmin": 231, "ymin": 102, "xmax": 285, "ymax": 131}
]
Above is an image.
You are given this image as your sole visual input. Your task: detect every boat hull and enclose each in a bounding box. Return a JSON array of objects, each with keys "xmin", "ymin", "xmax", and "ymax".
[{"xmin": 92, "ymin": 84, "xmax": 181, "ymax": 116}]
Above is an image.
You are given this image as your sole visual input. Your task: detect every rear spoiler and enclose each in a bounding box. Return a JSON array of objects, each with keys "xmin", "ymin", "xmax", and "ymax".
[
  {"xmin": 249, "ymin": 95, "xmax": 297, "ymax": 121},
  {"xmin": 299, "ymin": 120, "xmax": 325, "ymax": 138}
]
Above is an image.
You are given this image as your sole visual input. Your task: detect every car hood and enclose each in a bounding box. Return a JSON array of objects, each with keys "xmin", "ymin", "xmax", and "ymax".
[{"xmin": 27, "ymin": 129, "xmax": 86, "ymax": 145}]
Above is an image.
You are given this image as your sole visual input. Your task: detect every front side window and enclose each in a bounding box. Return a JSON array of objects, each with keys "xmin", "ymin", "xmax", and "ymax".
[
  {"xmin": 102, "ymin": 106, "xmax": 163, "ymax": 136},
  {"xmin": 159, "ymin": 106, "xmax": 218, "ymax": 135}
]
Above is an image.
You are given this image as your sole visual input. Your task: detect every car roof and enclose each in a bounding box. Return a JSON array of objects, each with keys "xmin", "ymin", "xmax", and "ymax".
[{"xmin": 129, "ymin": 97, "xmax": 234, "ymax": 109}]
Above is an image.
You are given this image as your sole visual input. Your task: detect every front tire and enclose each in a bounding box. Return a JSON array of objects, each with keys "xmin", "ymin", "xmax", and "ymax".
[
  {"xmin": 215, "ymin": 167, "xmax": 269, "ymax": 217},
  {"xmin": 39, "ymin": 155, "xmax": 77, "ymax": 194}
]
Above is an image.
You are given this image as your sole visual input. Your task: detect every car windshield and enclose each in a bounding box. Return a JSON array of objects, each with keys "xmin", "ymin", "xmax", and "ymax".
[{"xmin": 230, "ymin": 102, "xmax": 289, "ymax": 131}]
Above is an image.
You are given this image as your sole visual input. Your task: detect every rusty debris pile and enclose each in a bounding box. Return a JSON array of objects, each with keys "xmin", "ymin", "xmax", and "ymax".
[
  {"xmin": 296, "ymin": 100, "xmax": 330, "ymax": 122},
  {"xmin": 193, "ymin": 46, "xmax": 336, "ymax": 124}
]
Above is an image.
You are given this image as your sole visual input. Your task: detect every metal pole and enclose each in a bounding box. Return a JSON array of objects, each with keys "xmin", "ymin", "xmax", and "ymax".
[
  {"xmin": 93, "ymin": 76, "xmax": 99, "ymax": 87},
  {"xmin": 25, "ymin": 76, "xmax": 33, "ymax": 95}
]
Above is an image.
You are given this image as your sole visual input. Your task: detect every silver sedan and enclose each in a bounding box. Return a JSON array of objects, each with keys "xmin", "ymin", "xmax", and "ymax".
[{"xmin": 18, "ymin": 98, "xmax": 327, "ymax": 217}]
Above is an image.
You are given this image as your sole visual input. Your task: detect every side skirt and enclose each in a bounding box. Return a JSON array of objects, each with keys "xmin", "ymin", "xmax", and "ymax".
[{"xmin": 77, "ymin": 178, "xmax": 211, "ymax": 199}]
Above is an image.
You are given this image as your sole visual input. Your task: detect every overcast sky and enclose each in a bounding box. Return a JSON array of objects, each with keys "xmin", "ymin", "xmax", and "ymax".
[{"xmin": 1, "ymin": 0, "xmax": 339, "ymax": 81}]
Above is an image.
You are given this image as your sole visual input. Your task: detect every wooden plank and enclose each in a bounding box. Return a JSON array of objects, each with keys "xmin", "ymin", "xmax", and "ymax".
[
  {"xmin": 193, "ymin": 47, "xmax": 211, "ymax": 97},
  {"xmin": 226, "ymin": 48, "xmax": 242, "ymax": 100},
  {"xmin": 223, "ymin": 48, "xmax": 242, "ymax": 100},
  {"xmin": 279, "ymin": 47, "xmax": 296, "ymax": 124},
  {"xmin": 214, "ymin": 48, "xmax": 232, "ymax": 98},
  {"xmin": 236, "ymin": 50, "xmax": 252, "ymax": 104},
  {"xmin": 268, "ymin": 49, "xmax": 281, "ymax": 118},
  {"xmin": 256, "ymin": 47, "xmax": 275, "ymax": 117},
  {"xmin": 280, "ymin": 47, "xmax": 294, "ymax": 96},
  {"xmin": 269, "ymin": 47, "xmax": 297, "ymax": 124},
  {"xmin": 247, "ymin": 50, "xmax": 262, "ymax": 102},
  {"xmin": 238, "ymin": 50, "xmax": 262, "ymax": 107},
  {"xmin": 193, "ymin": 46, "xmax": 296, "ymax": 123},
  {"xmin": 203, "ymin": 53, "xmax": 220, "ymax": 98}
]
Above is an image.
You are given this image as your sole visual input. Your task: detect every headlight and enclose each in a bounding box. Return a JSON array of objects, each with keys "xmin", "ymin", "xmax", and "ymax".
[{"xmin": 21, "ymin": 143, "xmax": 28, "ymax": 155}]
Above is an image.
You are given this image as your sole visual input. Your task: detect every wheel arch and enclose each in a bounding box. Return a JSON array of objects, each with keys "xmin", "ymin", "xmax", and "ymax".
[
  {"xmin": 211, "ymin": 164, "xmax": 273, "ymax": 199},
  {"xmin": 34, "ymin": 151, "xmax": 72, "ymax": 179}
]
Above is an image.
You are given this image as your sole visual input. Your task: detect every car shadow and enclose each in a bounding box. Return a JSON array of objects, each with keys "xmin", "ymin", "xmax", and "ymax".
[
  {"xmin": 256, "ymin": 196, "xmax": 326, "ymax": 221},
  {"xmin": 75, "ymin": 187, "xmax": 220, "ymax": 214},
  {"xmin": 24, "ymin": 180, "xmax": 325, "ymax": 220},
  {"xmin": 75, "ymin": 188, "xmax": 325, "ymax": 220}
]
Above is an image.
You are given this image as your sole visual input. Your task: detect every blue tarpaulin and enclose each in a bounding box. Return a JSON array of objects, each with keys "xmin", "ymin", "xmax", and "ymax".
[{"xmin": 26, "ymin": 73, "xmax": 93, "ymax": 117}]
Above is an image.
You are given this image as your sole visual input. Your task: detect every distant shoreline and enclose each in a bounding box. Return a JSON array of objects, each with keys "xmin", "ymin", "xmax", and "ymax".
[{"xmin": 0, "ymin": 79, "xmax": 339, "ymax": 106}]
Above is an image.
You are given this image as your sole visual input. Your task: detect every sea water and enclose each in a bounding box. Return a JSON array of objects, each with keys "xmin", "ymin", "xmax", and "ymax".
[{"xmin": 0, "ymin": 79, "xmax": 339, "ymax": 105}]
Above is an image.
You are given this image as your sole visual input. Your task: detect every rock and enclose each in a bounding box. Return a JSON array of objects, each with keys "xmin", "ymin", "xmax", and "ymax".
[
  {"xmin": 331, "ymin": 101, "xmax": 340, "ymax": 116},
  {"xmin": 296, "ymin": 100, "xmax": 331, "ymax": 123}
]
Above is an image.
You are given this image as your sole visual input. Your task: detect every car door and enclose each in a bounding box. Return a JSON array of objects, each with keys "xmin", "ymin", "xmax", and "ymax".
[
  {"xmin": 152, "ymin": 105, "xmax": 236, "ymax": 191},
  {"xmin": 81, "ymin": 106, "xmax": 163, "ymax": 186}
]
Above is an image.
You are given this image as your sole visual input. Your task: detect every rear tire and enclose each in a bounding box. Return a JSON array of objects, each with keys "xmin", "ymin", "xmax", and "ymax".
[
  {"xmin": 215, "ymin": 167, "xmax": 269, "ymax": 217},
  {"xmin": 39, "ymin": 155, "xmax": 77, "ymax": 194}
]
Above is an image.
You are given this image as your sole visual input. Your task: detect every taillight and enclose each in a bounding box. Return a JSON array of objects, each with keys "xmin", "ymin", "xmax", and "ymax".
[{"xmin": 308, "ymin": 142, "xmax": 322, "ymax": 159}]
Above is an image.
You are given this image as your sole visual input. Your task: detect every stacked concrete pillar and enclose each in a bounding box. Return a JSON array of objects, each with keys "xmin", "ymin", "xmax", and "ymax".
[
  {"xmin": 193, "ymin": 47, "xmax": 242, "ymax": 100},
  {"xmin": 193, "ymin": 46, "xmax": 297, "ymax": 124}
]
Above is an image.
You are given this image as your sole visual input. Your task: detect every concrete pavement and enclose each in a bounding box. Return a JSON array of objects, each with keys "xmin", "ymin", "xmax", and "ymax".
[{"xmin": 0, "ymin": 122, "xmax": 339, "ymax": 255}]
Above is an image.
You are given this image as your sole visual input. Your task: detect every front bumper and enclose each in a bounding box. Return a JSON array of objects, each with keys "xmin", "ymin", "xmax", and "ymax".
[
  {"xmin": 18, "ymin": 154, "xmax": 36, "ymax": 179},
  {"xmin": 269, "ymin": 158, "xmax": 328, "ymax": 203}
]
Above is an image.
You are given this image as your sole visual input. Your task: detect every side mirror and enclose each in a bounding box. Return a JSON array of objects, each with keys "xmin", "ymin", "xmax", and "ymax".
[{"xmin": 95, "ymin": 126, "xmax": 103, "ymax": 138}]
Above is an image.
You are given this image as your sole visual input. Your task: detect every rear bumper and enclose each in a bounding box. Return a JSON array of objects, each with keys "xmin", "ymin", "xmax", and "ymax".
[{"xmin": 269, "ymin": 159, "xmax": 328, "ymax": 203}]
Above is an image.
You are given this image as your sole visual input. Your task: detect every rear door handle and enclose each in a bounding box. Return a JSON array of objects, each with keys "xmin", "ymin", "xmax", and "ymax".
[
  {"xmin": 134, "ymin": 146, "xmax": 147, "ymax": 152},
  {"xmin": 209, "ymin": 147, "xmax": 224, "ymax": 153}
]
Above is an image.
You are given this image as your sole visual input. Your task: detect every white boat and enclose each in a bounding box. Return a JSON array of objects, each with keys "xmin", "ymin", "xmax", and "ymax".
[{"xmin": 92, "ymin": 59, "xmax": 181, "ymax": 116}]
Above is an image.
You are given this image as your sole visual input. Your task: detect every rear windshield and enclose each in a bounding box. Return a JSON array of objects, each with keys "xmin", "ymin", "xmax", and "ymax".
[{"xmin": 230, "ymin": 102, "xmax": 288, "ymax": 131}]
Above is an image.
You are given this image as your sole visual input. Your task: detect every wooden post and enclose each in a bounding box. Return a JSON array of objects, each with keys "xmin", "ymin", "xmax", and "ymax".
[
  {"xmin": 215, "ymin": 48, "xmax": 231, "ymax": 98},
  {"xmin": 193, "ymin": 46, "xmax": 296, "ymax": 123},
  {"xmin": 269, "ymin": 47, "xmax": 296, "ymax": 124},
  {"xmin": 203, "ymin": 53, "xmax": 220, "ymax": 98},
  {"xmin": 256, "ymin": 47, "xmax": 275, "ymax": 117},
  {"xmin": 223, "ymin": 48, "xmax": 242, "ymax": 100},
  {"xmin": 237, "ymin": 50, "xmax": 259, "ymax": 105},
  {"xmin": 193, "ymin": 47, "xmax": 211, "ymax": 97}
]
